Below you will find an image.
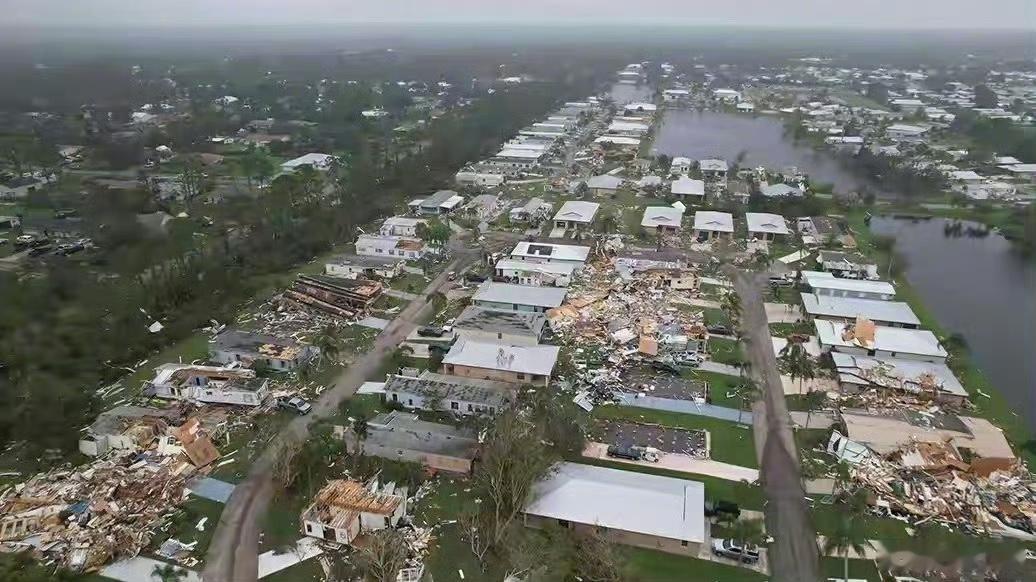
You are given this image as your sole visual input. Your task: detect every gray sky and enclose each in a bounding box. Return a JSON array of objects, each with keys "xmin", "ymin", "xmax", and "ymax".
[{"xmin": 3, "ymin": 0, "xmax": 1034, "ymax": 29}]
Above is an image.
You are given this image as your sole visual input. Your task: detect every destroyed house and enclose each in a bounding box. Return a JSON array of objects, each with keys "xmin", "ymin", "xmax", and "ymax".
[
  {"xmin": 613, "ymin": 248, "xmax": 705, "ymax": 273},
  {"xmin": 442, "ymin": 339, "xmax": 560, "ymax": 387},
  {"xmin": 510, "ymin": 241, "xmax": 590, "ymax": 266},
  {"xmin": 145, "ymin": 363, "xmax": 269, "ymax": 406},
  {"xmin": 800, "ymin": 293, "xmax": 920, "ymax": 328},
  {"xmin": 355, "ymin": 234, "xmax": 427, "ymax": 260},
  {"xmin": 453, "ymin": 306, "xmax": 546, "ymax": 346},
  {"xmin": 831, "ymin": 352, "xmax": 967, "ymax": 405},
  {"xmin": 472, "ymin": 282, "xmax": 567, "ymax": 313},
  {"xmin": 210, "ymin": 329, "xmax": 317, "ymax": 371},
  {"xmin": 524, "ymin": 463, "xmax": 706, "ymax": 556},
  {"xmin": 325, "ymin": 254, "xmax": 405, "ymax": 280},
  {"xmin": 796, "ymin": 216, "xmax": 843, "ymax": 246},
  {"xmin": 284, "ymin": 274, "xmax": 383, "ymax": 318},
  {"xmin": 79, "ymin": 405, "xmax": 180, "ymax": 457},
  {"xmin": 815, "ymin": 318, "xmax": 947, "ymax": 363},
  {"xmin": 840, "ymin": 409, "xmax": 1015, "ymax": 463},
  {"xmin": 817, "ymin": 250, "xmax": 878, "ymax": 279},
  {"xmin": 301, "ymin": 479, "xmax": 407, "ymax": 544},
  {"xmin": 384, "ymin": 371, "xmax": 513, "ymax": 415},
  {"xmin": 343, "ymin": 411, "xmax": 479, "ymax": 474}
]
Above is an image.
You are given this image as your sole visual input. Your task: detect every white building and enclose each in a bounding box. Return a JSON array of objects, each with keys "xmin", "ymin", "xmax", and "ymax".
[
  {"xmin": 144, "ymin": 364, "xmax": 269, "ymax": 406},
  {"xmin": 640, "ymin": 206, "xmax": 684, "ymax": 232},
  {"xmin": 713, "ymin": 89, "xmax": 741, "ymax": 103},
  {"xmin": 745, "ymin": 212, "xmax": 789, "ymax": 241},
  {"xmin": 380, "ymin": 216, "xmax": 426, "ymax": 238},
  {"xmin": 355, "ymin": 234, "xmax": 427, "ymax": 260},
  {"xmin": 301, "ymin": 479, "xmax": 407, "ymax": 545},
  {"xmin": 553, "ymin": 201, "xmax": 600, "ymax": 230},
  {"xmin": 815, "ymin": 319, "xmax": 947, "ymax": 362},
  {"xmin": 495, "ymin": 259, "xmax": 576, "ymax": 287},
  {"xmin": 510, "ymin": 241, "xmax": 590, "ymax": 266},
  {"xmin": 671, "ymin": 176, "xmax": 705, "ymax": 201},
  {"xmin": 699, "ymin": 159, "xmax": 728, "ymax": 186},
  {"xmin": 472, "ymin": 282, "xmax": 567, "ymax": 313},
  {"xmin": 670, "ymin": 157, "xmax": 692, "ymax": 175},
  {"xmin": 801, "ymin": 293, "xmax": 920, "ymax": 328},
  {"xmin": 442, "ymin": 340, "xmax": 560, "ymax": 387},
  {"xmin": 692, "ymin": 211, "xmax": 734, "ymax": 241},
  {"xmin": 886, "ymin": 124, "xmax": 929, "ymax": 143},
  {"xmin": 454, "ymin": 306, "xmax": 546, "ymax": 346},
  {"xmin": 801, "ymin": 271, "xmax": 895, "ymax": 301},
  {"xmin": 281, "ymin": 153, "xmax": 335, "ymax": 172}
]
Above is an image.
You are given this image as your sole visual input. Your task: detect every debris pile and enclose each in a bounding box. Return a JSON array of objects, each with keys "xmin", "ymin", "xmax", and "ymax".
[
  {"xmin": 282, "ymin": 274, "xmax": 384, "ymax": 318},
  {"xmin": 0, "ymin": 456, "xmax": 191, "ymax": 571}
]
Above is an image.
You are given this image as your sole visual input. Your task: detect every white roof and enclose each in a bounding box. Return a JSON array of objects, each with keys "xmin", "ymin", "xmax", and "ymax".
[
  {"xmin": 671, "ymin": 176, "xmax": 705, "ymax": 197},
  {"xmin": 496, "ymin": 148, "xmax": 544, "ymax": 159},
  {"xmin": 585, "ymin": 175, "xmax": 623, "ymax": 190},
  {"xmin": 699, "ymin": 159, "xmax": 728, "ymax": 172},
  {"xmin": 801, "ymin": 271, "xmax": 896, "ymax": 297},
  {"xmin": 1005, "ymin": 164, "xmax": 1036, "ymax": 174},
  {"xmin": 510, "ymin": 241, "xmax": 590, "ymax": 263},
  {"xmin": 815, "ymin": 320, "xmax": 947, "ymax": 359},
  {"xmin": 608, "ymin": 121, "xmax": 650, "ymax": 133},
  {"xmin": 745, "ymin": 212, "xmax": 789, "ymax": 235},
  {"xmin": 525, "ymin": 462, "xmax": 705, "ymax": 543},
  {"xmin": 693, "ymin": 211, "xmax": 734, "ymax": 233},
  {"xmin": 554, "ymin": 200, "xmax": 600, "ymax": 223},
  {"xmin": 831, "ymin": 352, "xmax": 966, "ymax": 397},
  {"xmin": 495, "ymin": 259, "xmax": 576, "ymax": 276},
  {"xmin": 383, "ymin": 216, "xmax": 425, "ymax": 228},
  {"xmin": 760, "ymin": 183, "xmax": 802, "ymax": 197},
  {"xmin": 801, "ymin": 293, "xmax": 920, "ymax": 326},
  {"xmin": 640, "ymin": 206, "xmax": 684, "ymax": 228},
  {"xmin": 443, "ymin": 339, "xmax": 559, "ymax": 376},
  {"xmin": 281, "ymin": 153, "xmax": 333, "ymax": 169},
  {"xmin": 595, "ymin": 136, "xmax": 641, "ymax": 146},
  {"xmin": 473, "ymin": 282, "xmax": 568, "ymax": 308},
  {"xmin": 714, "ymin": 88, "xmax": 740, "ymax": 96},
  {"xmin": 887, "ymin": 124, "xmax": 928, "ymax": 135},
  {"xmin": 623, "ymin": 102, "xmax": 658, "ymax": 112},
  {"xmin": 671, "ymin": 156, "xmax": 692, "ymax": 167},
  {"xmin": 949, "ymin": 170, "xmax": 982, "ymax": 181}
]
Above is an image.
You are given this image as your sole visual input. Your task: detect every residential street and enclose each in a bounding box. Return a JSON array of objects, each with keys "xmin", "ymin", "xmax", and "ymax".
[
  {"xmin": 202, "ymin": 239, "xmax": 479, "ymax": 582},
  {"xmin": 730, "ymin": 268, "xmax": 822, "ymax": 582}
]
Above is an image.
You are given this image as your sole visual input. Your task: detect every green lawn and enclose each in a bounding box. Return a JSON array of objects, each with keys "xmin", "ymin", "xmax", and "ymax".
[
  {"xmin": 389, "ymin": 272, "xmax": 430, "ymax": 293},
  {"xmin": 594, "ymin": 405, "xmax": 758, "ymax": 468},
  {"xmin": 709, "ymin": 337, "xmax": 746, "ymax": 365},
  {"xmin": 769, "ymin": 320, "xmax": 813, "ymax": 338},
  {"xmin": 625, "ymin": 548, "xmax": 767, "ymax": 582},
  {"xmin": 690, "ymin": 370, "xmax": 750, "ymax": 409},
  {"xmin": 820, "ymin": 557, "xmax": 881, "ymax": 581},
  {"xmin": 703, "ymin": 307, "xmax": 731, "ymax": 328},
  {"xmin": 102, "ymin": 332, "xmax": 211, "ymax": 403},
  {"xmin": 155, "ymin": 496, "xmax": 226, "ymax": 561}
]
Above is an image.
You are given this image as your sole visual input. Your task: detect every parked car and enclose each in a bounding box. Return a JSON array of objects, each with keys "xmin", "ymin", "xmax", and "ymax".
[
  {"xmin": 707, "ymin": 324, "xmax": 733, "ymax": 336},
  {"xmin": 768, "ymin": 275, "xmax": 794, "ymax": 287},
  {"xmin": 606, "ymin": 444, "xmax": 660, "ymax": 463},
  {"xmin": 14, "ymin": 234, "xmax": 37, "ymax": 247},
  {"xmin": 278, "ymin": 397, "xmax": 312, "ymax": 415},
  {"xmin": 711, "ymin": 539, "xmax": 760, "ymax": 564},
  {"xmin": 417, "ymin": 326, "xmax": 445, "ymax": 337},
  {"xmin": 671, "ymin": 351, "xmax": 703, "ymax": 367},
  {"xmin": 54, "ymin": 209, "xmax": 79, "ymax": 219}
]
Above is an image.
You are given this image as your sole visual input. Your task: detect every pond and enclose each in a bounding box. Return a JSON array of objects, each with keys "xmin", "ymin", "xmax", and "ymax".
[
  {"xmin": 606, "ymin": 82, "xmax": 653, "ymax": 106},
  {"xmin": 870, "ymin": 216, "xmax": 1036, "ymax": 431},
  {"xmin": 650, "ymin": 109, "xmax": 880, "ymax": 195}
]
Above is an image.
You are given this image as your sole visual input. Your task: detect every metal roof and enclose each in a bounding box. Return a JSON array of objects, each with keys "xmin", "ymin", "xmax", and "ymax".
[
  {"xmin": 443, "ymin": 339, "xmax": 560, "ymax": 376},
  {"xmin": 473, "ymin": 282, "xmax": 568, "ymax": 308}
]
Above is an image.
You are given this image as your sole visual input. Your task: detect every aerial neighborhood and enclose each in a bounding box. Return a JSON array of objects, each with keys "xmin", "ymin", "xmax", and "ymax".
[{"xmin": 1, "ymin": 23, "xmax": 1036, "ymax": 582}]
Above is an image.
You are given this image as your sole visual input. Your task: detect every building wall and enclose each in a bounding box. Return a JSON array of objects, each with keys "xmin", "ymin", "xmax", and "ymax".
[
  {"xmin": 524, "ymin": 515, "xmax": 701, "ymax": 556},
  {"xmin": 813, "ymin": 288, "xmax": 893, "ymax": 301},
  {"xmin": 496, "ymin": 268, "xmax": 571, "ymax": 287},
  {"xmin": 384, "ymin": 390, "xmax": 502, "ymax": 415},
  {"xmin": 443, "ymin": 363, "xmax": 548, "ymax": 387},
  {"xmin": 472, "ymin": 299, "xmax": 548, "ymax": 313},
  {"xmin": 361, "ymin": 443, "xmax": 473, "ymax": 474},
  {"xmin": 454, "ymin": 328, "xmax": 540, "ymax": 347}
]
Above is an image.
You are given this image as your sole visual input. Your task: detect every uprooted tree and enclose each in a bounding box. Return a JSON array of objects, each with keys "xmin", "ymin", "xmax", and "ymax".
[{"xmin": 358, "ymin": 529, "xmax": 410, "ymax": 582}]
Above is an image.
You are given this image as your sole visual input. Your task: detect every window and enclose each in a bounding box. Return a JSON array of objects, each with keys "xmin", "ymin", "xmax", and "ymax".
[
  {"xmin": 408, "ymin": 399, "xmax": 413, "ymax": 406},
  {"xmin": 516, "ymin": 373, "xmax": 525, "ymax": 380},
  {"xmin": 305, "ymin": 524, "xmax": 312, "ymax": 533},
  {"xmin": 467, "ymin": 404, "xmax": 473, "ymax": 412},
  {"xmin": 450, "ymin": 401, "xmax": 459, "ymax": 410},
  {"xmin": 497, "ymin": 332, "xmax": 503, "ymax": 339},
  {"xmin": 391, "ymin": 393, "xmax": 398, "ymax": 402},
  {"xmin": 558, "ymin": 519, "xmax": 569, "ymax": 528}
]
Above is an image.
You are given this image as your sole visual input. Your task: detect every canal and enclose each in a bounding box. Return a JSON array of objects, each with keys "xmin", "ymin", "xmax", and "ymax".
[
  {"xmin": 871, "ymin": 216, "xmax": 1036, "ymax": 431},
  {"xmin": 650, "ymin": 109, "xmax": 878, "ymax": 195}
]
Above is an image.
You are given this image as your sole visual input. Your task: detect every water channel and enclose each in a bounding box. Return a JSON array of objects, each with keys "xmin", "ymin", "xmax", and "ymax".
[{"xmin": 870, "ymin": 216, "xmax": 1036, "ymax": 432}]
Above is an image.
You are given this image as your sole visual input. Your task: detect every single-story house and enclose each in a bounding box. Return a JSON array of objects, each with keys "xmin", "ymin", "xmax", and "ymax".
[
  {"xmin": 509, "ymin": 197, "xmax": 552, "ymax": 222},
  {"xmin": 355, "ymin": 234, "xmax": 428, "ymax": 260},
  {"xmin": 948, "ymin": 170, "xmax": 984, "ymax": 193},
  {"xmin": 640, "ymin": 206, "xmax": 684, "ymax": 233},
  {"xmin": 1003, "ymin": 164, "xmax": 1036, "ymax": 183},
  {"xmin": 301, "ymin": 479, "xmax": 407, "ymax": 544},
  {"xmin": 380, "ymin": 216, "xmax": 427, "ymax": 238},
  {"xmin": 886, "ymin": 124, "xmax": 928, "ymax": 143},
  {"xmin": 510, "ymin": 241, "xmax": 590, "ymax": 266},
  {"xmin": 583, "ymin": 175, "xmax": 624, "ymax": 196},
  {"xmin": 442, "ymin": 339, "xmax": 560, "ymax": 387},
  {"xmin": 623, "ymin": 102, "xmax": 658, "ymax": 114},
  {"xmin": 342, "ymin": 411, "xmax": 479, "ymax": 474},
  {"xmin": 801, "ymin": 271, "xmax": 895, "ymax": 301},
  {"xmin": 745, "ymin": 212, "xmax": 789, "ymax": 241},
  {"xmin": 144, "ymin": 363, "xmax": 269, "ymax": 406},
  {"xmin": 671, "ymin": 176, "xmax": 705, "ymax": 201},
  {"xmin": 595, "ymin": 136, "xmax": 641, "ymax": 148},
  {"xmin": 670, "ymin": 157, "xmax": 692, "ymax": 175},
  {"xmin": 472, "ymin": 282, "xmax": 568, "ymax": 313},
  {"xmin": 453, "ymin": 306, "xmax": 547, "ymax": 346},
  {"xmin": 801, "ymin": 293, "xmax": 920, "ymax": 328},
  {"xmin": 607, "ymin": 121, "xmax": 650, "ymax": 137},
  {"xmin": 817, "ymin": 250, "xmax": 878, "ymax": 279},
  {"xmin": 553, "ymin": 201, "xmax": 600, "ymax": 231},
  {"xmin": 713, "ymin": 88, "xmax": 741, "ymax": 102},
  {"xmin": 831, "ymin": 352, "xmax": 967, "ymax": 405},
  {"xmin": 281, "ymin": 153, "xmax": 335, "ymax": 172},
  {"xmin": 699, "ymin": 159, "xmax": 728, "ymax": 184},
  {"xmin": 79, "ymin": 405, "xmax": 180, "ymax": 457},
  {"xmin": 325, "ymin": 254, "xmax": 406, "ymax": 280},
  {"xmin": 384, "ymin": 371, "xmax": 513, "ymax": 415},
  {"xmin": 495, "ymin": 258, "xmax": 576, "ymax": 287},
  {"xmin": 759, "ymin": 182, "xmax": 803, "ymax": 198},
  {"xmin": 692, "ymin": 211, "xmax": 734, "ymax": 241},
  {"xmin": 524, "ymin": 463, "xmax": 706, "ymax": 556},
  {"xmin": 455, "ymin": 169, "xmax": 506, "ymax": 187},
  {"xmin": 410, "ymin": 190, "xmax": 464, "ymax": 215},
  {"xmin": 210, "ymin": 329, "xmax": 318, "ymax": 371},
  {"xmin": 491, "ymin": 148, "xmax": 545, "ymax": 170},
  {"xmin": 815, "ymin": 318, "xmax": 947, "ymax": 363}
]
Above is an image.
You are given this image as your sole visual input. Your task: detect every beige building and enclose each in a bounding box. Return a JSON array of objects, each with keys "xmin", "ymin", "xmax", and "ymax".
[{"xmin": 441, "ymin": 340, "xmax": 559, "ymax": 387}]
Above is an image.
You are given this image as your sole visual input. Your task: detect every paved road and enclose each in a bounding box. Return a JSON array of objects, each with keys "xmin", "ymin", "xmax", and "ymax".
[
  {"xmin": 202, "ymin": 242, "xmax": 480, "ymax": 582},
  {"xmin": 730, "ymin": 268, "xmax": 822, "ymax": 582}
]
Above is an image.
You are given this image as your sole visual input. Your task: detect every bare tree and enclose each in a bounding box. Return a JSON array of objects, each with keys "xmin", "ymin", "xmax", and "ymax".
[{"xmin": 358, "ymin": 529, "xmax": 409, "ymax": 582}]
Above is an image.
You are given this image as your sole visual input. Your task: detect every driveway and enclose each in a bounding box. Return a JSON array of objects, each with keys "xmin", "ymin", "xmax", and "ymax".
[{"xmin": 583, "ymin": 442, "xmax": 758, "ymax": 483}]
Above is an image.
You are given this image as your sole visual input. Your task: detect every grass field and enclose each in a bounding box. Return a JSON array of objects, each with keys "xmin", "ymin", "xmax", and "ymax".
[{"xmin": 709, "ymin": 337, "xmax": 746, "ymax": 365}]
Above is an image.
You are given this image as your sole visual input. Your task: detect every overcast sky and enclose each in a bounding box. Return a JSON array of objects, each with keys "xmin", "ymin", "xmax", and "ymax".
[{"xmin": 3, "ymin": 0, "xmax": 1034, "ymax": 29}]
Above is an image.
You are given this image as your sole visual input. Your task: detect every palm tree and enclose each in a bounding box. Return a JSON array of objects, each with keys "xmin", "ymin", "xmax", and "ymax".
[
  {"xmin": 823, "ymin": 515, "xmax": 874, "ymax": 582},
  {"xmin": 312, "ymin": 323, "xmax": 345, "ymax": 368},
  {"xmin": 801, "ymin": 389, "xmax": 827, "ymax": 430},
  {"xmin": 152, "ymin": 564, "xmax": 187, "ymax": 582},
  {"xmin": 779, "ymin": 338, "xmax": 816, "ymax": 395},
  {"xmin": 734, "ymin": 380, "xmax": 761, "ymax": 425},
  {"xmin": 720, "ymin": 290, "xmax": 742, "ymax": 327}
]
